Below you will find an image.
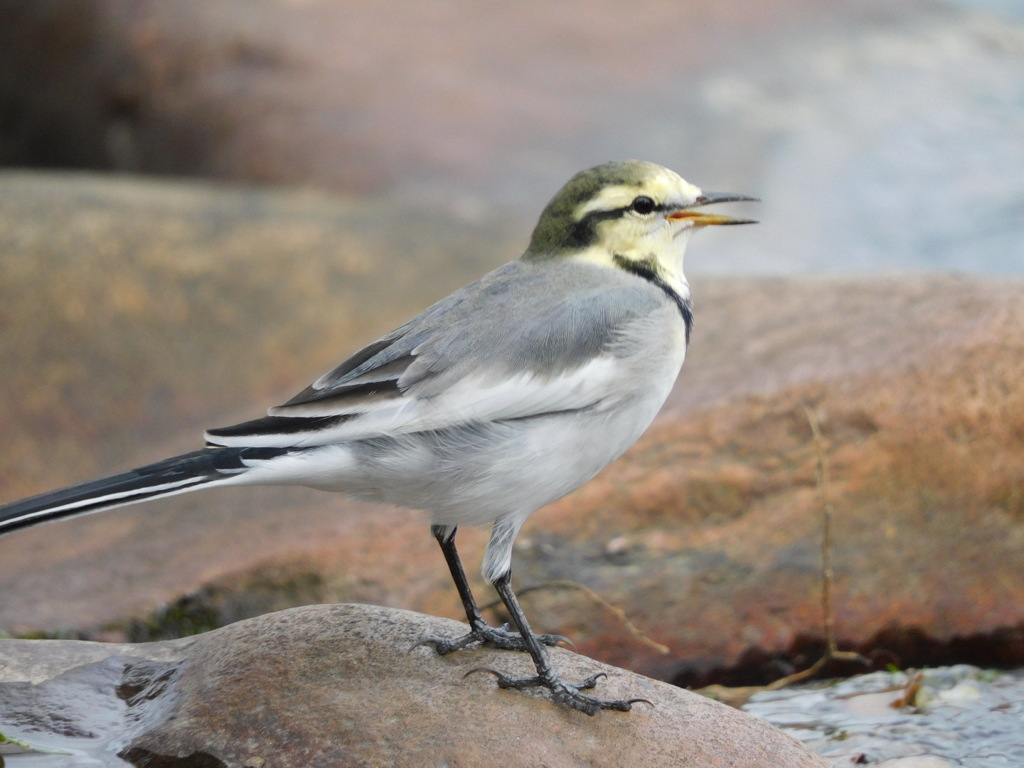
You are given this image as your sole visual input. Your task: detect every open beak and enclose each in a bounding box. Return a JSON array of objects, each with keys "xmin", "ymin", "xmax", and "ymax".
[{"xmin": 667, "ymin": 192, "xmax": 759, "ymax": 226}]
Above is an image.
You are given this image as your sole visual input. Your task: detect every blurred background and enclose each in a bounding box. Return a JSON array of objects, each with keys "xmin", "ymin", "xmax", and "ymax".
[
  {"xmin": 0, "ymin": 0, "xmax": 1022, "ymax": 696},
  {"xmin": 2, "ymin": 0, "xmax": 1021, "ymax": 275}
]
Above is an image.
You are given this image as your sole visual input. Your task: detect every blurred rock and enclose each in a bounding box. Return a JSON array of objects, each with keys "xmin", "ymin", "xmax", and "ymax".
[
  {"xmin": 0, "ymin": 172, "xmax": 1021, "ymax": 689},
  {"xmin": 2, "ymin": 0, "xmax": 1022, "ymax": 275},
  {"xmin": 0, "ymin": 604, "xmax": 829, "ymax": 768},
  {"xmin": 521, "ymin": 275, "xmax": 1024, "ymax": 683},
  {"xmin": 0, "ymin": 170, "xmax": 509, "ymax": 634},
  {"xmin": 0, "ymin": 169, "xmax": 509, "ymax": 489},
  {"xmin": 0, "ymin": 0, "xmax": 811, "ymax": 195}
]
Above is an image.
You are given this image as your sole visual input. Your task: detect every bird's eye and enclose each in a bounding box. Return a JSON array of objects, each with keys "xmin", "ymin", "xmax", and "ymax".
[{"xmin": 631, "ymin": 196, "xmax": 656, "ymax": 215}]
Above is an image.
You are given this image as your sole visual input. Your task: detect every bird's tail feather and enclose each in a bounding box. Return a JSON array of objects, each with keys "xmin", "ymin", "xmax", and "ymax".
[{"xmin": 0, "ymin": 446, "xmax": 288, "ymax": 535}]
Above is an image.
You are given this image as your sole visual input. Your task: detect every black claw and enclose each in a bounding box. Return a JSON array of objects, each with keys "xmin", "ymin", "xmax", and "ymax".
[
  {"xmin": 423, "ymin": 535, "xmax": 642, "ymax": 715},
  {"xmin": 546, "ymin": 633, "xmax": 576, "ymax": 650},
  {"xmin": 576, "ymin": 672, "xmax": 607, "ymax": 690},
  {"xmin": 464, "ymin": 666, "xmax": 647, "ymax": 714},
  {"xmin": 627, "ymin": 698, "xmax": 655, "ymax": 709},
  {"xmin": 463, "ymin": 666, "xmax": 508, "ymax": 681},
  {"xmin": 415, "ymin": 624, "xmax": 570, "ymax": 655}
]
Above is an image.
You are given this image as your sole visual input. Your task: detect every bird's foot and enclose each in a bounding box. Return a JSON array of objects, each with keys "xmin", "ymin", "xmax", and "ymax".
[
  {"xmin": 414, "ymin": 622, "xmax": 571, "ymax": 655},
  {"xmin": 466, "ymin": 667, "xmax": 652, "ymax": 715}
]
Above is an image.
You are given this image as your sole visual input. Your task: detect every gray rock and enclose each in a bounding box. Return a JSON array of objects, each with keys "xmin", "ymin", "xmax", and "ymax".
[{"xmin": 0, "ymin": 604, "xmax": 827, "ymax": 768}]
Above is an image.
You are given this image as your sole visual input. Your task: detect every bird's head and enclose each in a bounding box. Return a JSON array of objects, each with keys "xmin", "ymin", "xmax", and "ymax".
[{"xmin": 524, "ymin": 160, "xmax": 756, "ymax": 290}]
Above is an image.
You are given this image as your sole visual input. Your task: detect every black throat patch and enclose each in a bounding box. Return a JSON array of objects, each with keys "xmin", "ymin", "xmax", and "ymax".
[{"xmin": 612, "ymin": 254, "xmax": 694, "ymax": 344}]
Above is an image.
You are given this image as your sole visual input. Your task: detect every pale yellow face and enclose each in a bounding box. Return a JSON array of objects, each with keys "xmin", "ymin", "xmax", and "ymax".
[
  {"xmin": 524, "ymin": 160, "xmax": 754, "ymax": 293},
  {"xmin": 571, "ymin": 168, "xmax": 705, "ymax": 292}
]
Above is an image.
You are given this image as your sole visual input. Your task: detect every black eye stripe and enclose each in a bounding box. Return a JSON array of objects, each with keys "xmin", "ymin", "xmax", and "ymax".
[
  {"xmin": 563, "ymin": 195, "xmax": 671, "ymax": 250},
  {"xmin": 580, "ymin": 200, "xmax": 665, "ymax": 224}
]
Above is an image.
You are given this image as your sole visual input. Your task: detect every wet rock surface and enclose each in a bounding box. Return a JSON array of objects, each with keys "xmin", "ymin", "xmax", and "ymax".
[
  {"xmin": 0, "ymin": 605, "xmax": 828, "ymax": 768},
  {"xmin": 743, "ymin": 665, "xmax": 1024, "ymax": 767}
]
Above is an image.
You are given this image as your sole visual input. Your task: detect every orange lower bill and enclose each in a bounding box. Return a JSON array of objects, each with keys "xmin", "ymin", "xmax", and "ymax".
[{"xmin": 667, "ymin": 211, "xmax": 756, "ymax": 226}]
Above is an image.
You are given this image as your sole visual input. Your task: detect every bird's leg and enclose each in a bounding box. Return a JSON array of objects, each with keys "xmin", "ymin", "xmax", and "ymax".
[
  {"xmin": 466, "ymin": 570, "xmax": 651, "ymax": 715},
  {"xmin": 415, "ymin": 525, "xmax": 567, "ymax": 654}
]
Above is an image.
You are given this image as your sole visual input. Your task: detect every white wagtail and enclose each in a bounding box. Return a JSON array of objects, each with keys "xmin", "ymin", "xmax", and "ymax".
[{"xmin": 0, "ymin": 160, "xmax": 755, "ymax": 713}]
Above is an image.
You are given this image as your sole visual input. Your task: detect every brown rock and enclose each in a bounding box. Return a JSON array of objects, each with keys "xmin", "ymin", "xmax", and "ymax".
[
  {"xmin": 0, "ymin": 170, "xmax": 505, "ymax": 633},
  {"xmin": 0, "ymin": 604, "xmax": 828, "ymax": 768},
  {"xmin": 0, "ymin": 173, "xmax": 1021, "ymax": 690},
  {"xmin": 517, "ymin": 276, "xmax": 1024, "ymax": 682},
  {"xmin": 0, "ymin": 0, "xmax": 828, "ymax": 195}
]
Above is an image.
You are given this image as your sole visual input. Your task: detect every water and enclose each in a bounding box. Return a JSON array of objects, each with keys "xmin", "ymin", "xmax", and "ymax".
[
  {"xmin": 688, "ymin": 5, "xmax": 1024, "ymax": 276},
  {"xmin": 744, "ymin": 665, "xmax": 1024, "ymax": 767},
  {"xmin": 947, "ymin": 0, "xmax": 1024, "ymax": 22},
  {"xmin": 411, "ymin": 0, "xmax": 1024, "ymax": 277},
  {"xmin": 0, "ymin": 656, "xmax": 179, "ymax": 768}
]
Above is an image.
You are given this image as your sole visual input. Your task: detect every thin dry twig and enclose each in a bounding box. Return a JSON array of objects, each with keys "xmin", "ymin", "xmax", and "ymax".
[
  {"xmin": 701, "ymin": 404, "xmax": 869, "ymax": 706},
  {"xmin": 481, "ymin": 579, "xmax": 671, "ymax": 655},
  {"xmin": 764, "ymin": 405, "xmax": 868, "ymax": 692}
]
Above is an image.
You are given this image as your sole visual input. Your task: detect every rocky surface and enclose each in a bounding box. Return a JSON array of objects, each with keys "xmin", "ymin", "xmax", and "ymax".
[
  {"xmin": 0, "ymin": 604, "xmax": 829, "ymax": 768},
  {"xmin": 0, "ymin": 170, "xmax": 508, "ymax": 498},
  {"xmin": 0, "ymin": 170, "xmax": 510, "ymax": 635},
  {"xmin": 528, "ymin": 273, "xmax": 1024, "ymax": 684},
  {"xmin": 0, "ymin": 172, "xmax": 1021, "ymax": 687},
  {"xmin": 744, "ymin": 665, "xmax": 1024, "ymax": 767}
]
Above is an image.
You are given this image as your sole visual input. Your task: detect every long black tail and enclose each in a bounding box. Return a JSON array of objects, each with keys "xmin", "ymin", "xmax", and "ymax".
[{"xmin": 0, "ymin": 446, "xmax": 288, "ymax": 535}]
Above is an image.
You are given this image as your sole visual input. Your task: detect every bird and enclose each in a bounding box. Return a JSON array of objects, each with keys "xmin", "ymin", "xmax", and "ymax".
[{"xmin": 0, "ymin": 160, "xmax": 756, "ymax": 714}]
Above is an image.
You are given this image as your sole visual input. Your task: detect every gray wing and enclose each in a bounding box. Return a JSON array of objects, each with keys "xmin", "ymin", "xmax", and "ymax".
[{"xmin": 205, "ymin": 259, "xmax": 667, "ymax": 447}]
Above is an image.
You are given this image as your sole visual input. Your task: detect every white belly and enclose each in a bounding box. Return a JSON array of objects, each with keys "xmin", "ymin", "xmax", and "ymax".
[
  {"xmin": 329, "ymin": 328, "xmax": 685, "ymax": 526},
  {"xmin": 232, "ymin": 303, "xmax": 689, "ymax": 581}
]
